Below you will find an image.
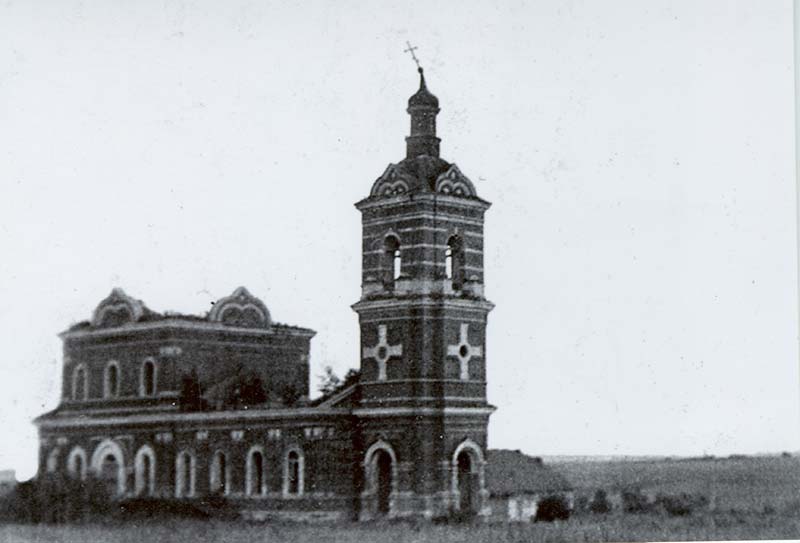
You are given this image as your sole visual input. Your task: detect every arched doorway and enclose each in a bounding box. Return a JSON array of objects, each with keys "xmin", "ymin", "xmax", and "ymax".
[
  {"xmin": 451, "ymin": 439, "xmax": 485, "ymax": 517},
  {"xmin": 375, "ymin": 449, "xmax": 392, "ymax": 515},
  {"xmin": 91, "ymin": 440, "xmax": 126, "ymax": 496},
  {"xmin": 100, "ymin": 454, "xmax": 121, "ymax": 496},
  {"xmin": 362, "ymin": 440, "xmax": 397, "ymax": 519},
  {"xmin": 457, "ymin": 451, "xmax": 474, "ymax": 515}
]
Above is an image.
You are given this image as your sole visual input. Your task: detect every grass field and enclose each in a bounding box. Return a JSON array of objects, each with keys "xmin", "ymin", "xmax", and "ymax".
[
  {"xmin": 2, "ymin": 455, "xmax": 798, "ymax": 542},
  {"xmin": 2, "ymin": 512, "xmax": 799, "ymax": 543},
  {"xmin": 554, "ymin": 454, "xmax": 800, "ymax": 512}
]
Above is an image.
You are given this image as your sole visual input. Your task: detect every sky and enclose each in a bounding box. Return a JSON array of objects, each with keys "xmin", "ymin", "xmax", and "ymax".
[{"xmin": 0, "ymin": 0, "xmax": 796, "ymax": 480}]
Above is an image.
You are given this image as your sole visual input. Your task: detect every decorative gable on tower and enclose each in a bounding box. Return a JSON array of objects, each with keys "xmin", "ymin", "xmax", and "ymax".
[{"xmin": 435, "ymin": 164, "xmax": 477, "ymax": 197}]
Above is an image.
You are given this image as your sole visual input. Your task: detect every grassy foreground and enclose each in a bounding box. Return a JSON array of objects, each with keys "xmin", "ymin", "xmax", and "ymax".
[
  {"xmin": 1, "ymin": 511, "xmax": 799, "ymax": 543},
  {"xmin": 557, "ymin": 455, "xmax": 800, "ymax": 512}
]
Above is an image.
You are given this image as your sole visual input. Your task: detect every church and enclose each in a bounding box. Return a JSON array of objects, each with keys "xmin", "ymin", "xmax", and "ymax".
[{"xmin": 35, "ymin": 67, "xmax": 496, "ymax": 521}]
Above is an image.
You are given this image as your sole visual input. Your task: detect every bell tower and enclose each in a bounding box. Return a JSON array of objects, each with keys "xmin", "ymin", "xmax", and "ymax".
[{"xmin": 353, "ymin": 67, "xmax": 494, "ymax": 520}]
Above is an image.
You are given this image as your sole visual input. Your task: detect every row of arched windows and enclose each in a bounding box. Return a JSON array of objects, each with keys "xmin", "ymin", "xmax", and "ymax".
[
  {"xmin": 194, "ymin": 448, "xmax": 303, "ymax": 498},
  {"xmin": 57, "ymin": 443, "xmax": 304, "ymax": 498},
  {"xmin": 70, "ymin": 359, "xmax": 157, "ymax": 401},
  {"xmin": 381, "ymin": 235, "xmax": 466, "ymax": 288}
]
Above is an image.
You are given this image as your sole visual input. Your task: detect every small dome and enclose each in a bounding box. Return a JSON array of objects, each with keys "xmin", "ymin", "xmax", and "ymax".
[{"xmin": 408, "ymin": 68, "xmax": 439, "ymax": 108}]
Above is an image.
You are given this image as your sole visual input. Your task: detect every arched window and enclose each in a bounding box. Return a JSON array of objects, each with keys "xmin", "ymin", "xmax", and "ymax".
[
  {"xmin": 140, "ymin": 359, "xmax": 156, "ymax": 397},
  {"xmin": 72, "ymin": 364, "xmax": 88, "ymax": 400},
  {"xmin": 104, "ymin": 361, "xmax": 119, "ymax": 398},
  {"xmin": 445, "ymin": 246, "xmax": 453, "ymax": 279},
  {"xmin": 210, "ymin": 451, "xmax": 228, "ymax": 495},
  {"xmin": 67, "ymin": 447, "xmax": 88, "ymax": 480},
  {"xmin": 135, "ymin": 445, "xmax": 156, "ymax": 496},
  {"xmin": 175, "ymin": 451, "xmax": 195, "ymax": 498},
  {"xmin": 446, "ymin": 236, "xmax": 464, "ymax": 289},
  {"xmin": 284, "ymin": 449, "xmax": 304, "ymax": 496},
  {"xmin": 46, "ymin": 448, "xmax": 60, "ymax": 473},
  {"xmin": 384, "ymin": 236, "xmax": 401, "ymax": 286},
  {"xmin": 246, "ymin": 447, "xmax": 265, "ymax": 496},
  {"xmin": 393, "ymin": 249, "xmax": 402, "ymax": 280}
]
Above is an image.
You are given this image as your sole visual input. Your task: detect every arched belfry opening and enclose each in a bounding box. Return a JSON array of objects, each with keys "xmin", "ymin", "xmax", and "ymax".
[
  {"xmin": 383, "ymin": 236, "xmax": 402, "ymax": 286},
  {"xmin": 445, "ymin": 235, "xmax": 464, "ymax": 289}
]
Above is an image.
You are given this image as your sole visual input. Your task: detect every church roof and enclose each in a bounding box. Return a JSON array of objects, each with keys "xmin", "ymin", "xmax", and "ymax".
[
  {"xmin": 486, "ymin": 449, "xmax": 574, "ymax": 496},
  {"xmin": 63, "ymin": 287, "xmax": 313, "ymax": 335}
]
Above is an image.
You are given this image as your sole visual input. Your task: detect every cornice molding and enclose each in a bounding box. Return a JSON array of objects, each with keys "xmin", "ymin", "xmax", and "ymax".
[
  {"xmin": 352, "ymin": 296, "xmax": 494, "ymax": 313},
  {"xmin": 61, "ymin": 319, "xmax": 316, "ymax": 341},
  {"xmin": 352, "ymin": 406, "xmax": 496, "ymax": 418},
  {"xmin": 36, "ymin": 406, "xmax": 351, "ymax": 429},
  {"xmin": 356, "ymin": 192, "xmax": 491, "ymax": 213}
]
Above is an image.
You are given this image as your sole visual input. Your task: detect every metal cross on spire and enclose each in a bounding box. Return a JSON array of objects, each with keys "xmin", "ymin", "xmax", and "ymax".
[{"xmin": 404, "ymin": 41, "xmax": 422, "ymax": 70}]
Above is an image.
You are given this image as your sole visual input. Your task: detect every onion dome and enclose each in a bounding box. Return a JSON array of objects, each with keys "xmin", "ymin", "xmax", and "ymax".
[
  {"xmin": 406, "ymin": 68, "xmax": 441, "ymax": 159},
  {"xmin": 408, "ymin": 68, "xmax": 439, "ymax": 108}
]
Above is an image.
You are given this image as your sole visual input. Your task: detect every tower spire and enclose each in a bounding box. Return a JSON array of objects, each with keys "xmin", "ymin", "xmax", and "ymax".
[{"xmin": 404, "ymin": 44, "xmax": 440, "ymax": 159}]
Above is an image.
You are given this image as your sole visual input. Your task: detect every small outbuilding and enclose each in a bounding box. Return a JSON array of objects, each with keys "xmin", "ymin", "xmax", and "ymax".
[{"xmin": 486, "ymin": 450, "xmax": 573, "ymax": 522}]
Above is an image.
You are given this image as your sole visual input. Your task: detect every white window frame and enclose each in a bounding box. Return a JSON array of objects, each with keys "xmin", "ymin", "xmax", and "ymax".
[
  {"xmin": 175, "ymin": 450, "xmax": 196, "ymax": 498},
  {"xmin": 134, "ymin": 445, "xmax": 156, "ymax": 496},
  {"xmin": 66, "ymin": 446, "xmax": 88, "ymax": 480},
  {"xmin": 71, "ymin": 363, "xmax": 88, "ymax": 401},
  {"xmin": 282, "ymin": 447, "xmax": 304, "ymax": 497},
  {"xmin": 246, "ymin": 445, "xmax": 267, "ymax": 497},
  {"xmin": 139, "ymin": 358, "xmax": 157, "ymax": 397},
  {"xmin": 103, "ymin": 360, "xmax": 120, "ymax": 399},
  {"xmin": 209, "ymin": 450, "xmax": 230, "ymax": 496}
]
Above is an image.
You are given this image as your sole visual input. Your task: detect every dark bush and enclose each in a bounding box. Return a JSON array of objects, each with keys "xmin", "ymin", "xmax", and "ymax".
[
  {"xmin": 280, "ymin": 385, "xmax": 302, "ymax": 406},
  {"xmin": 0, "ymin": 473, "xmax": 114, "ymax": 524},
  {"xmin": 115, "ymin": 498, "xmax": 211, "ymax": 520},
  {"xmin": 589, "ymin": 489, "xmax": 611, "ymax": 514},
  {"xmin": 654, "ymin": 493, "xmax": 709, "ymax": 517},
  {"xmin": 451, "ymin": 509, "xmax": 477, "ymax": 523},
  {"xmin": 222, "ymin": 372, "xmax": 268, "ymax": 409},
  {"xmin": 621, "ymin": 488, "xmax": 653, "ymax": 514},
  {"xmin": 534, "ymin": 494, "xmax": 570, "ymax": 522}
]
